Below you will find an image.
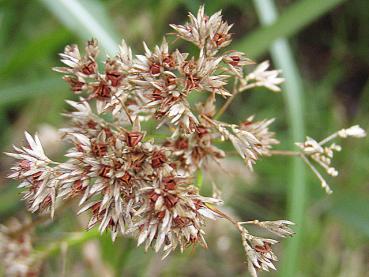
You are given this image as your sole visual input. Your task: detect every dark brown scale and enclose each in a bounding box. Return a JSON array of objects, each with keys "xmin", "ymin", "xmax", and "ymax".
[
  {"xmin": 212, "ymin": 33, "xmax": 226, "ymax": 46},
  {"xmin": 120, "ymin": 172, "xmax": 132, "ymax": 185},
  {"xmin": 106, "ymin": 71, "xmax": 123, "ymax": 87},
  {"xmin": 86, "ymin": 120, "xmax": 97, "ymax": 129},
  {"xmin": 149, "ymin": 192, "xmax": 159, "ymax": 202},
  {"xmin": 185, "ymin": 75, "xmax": 200, "ymax": 90},
  {"xmin": 254, "ymin": 242, "xmax": 272, "ymax": 253},
  {"xmin": 91, "ymin": 141, "xmax": 107, "ymax": 157},
  {"xmin": 151, "ymin": 151, "xmax": 167, "ymax": 168},
  {"xmin": 229, "ymin": 55, "xmax": 241, "ymax": 66},
  {"xmin": 164, "ymin": 194, "xmax": 178, "ymax": 208},
  {"xmin": 63, "ymin": 76, "xmax": 85, "ymax": 93},
  {"xmin": 175, "ymin": 137, "xmax": 189, "ymax": 150},
  {"xmin": 93, "ymin": 81, "xmax": 111, "ymax": 100},
  {"xmin": 163, "ymin": 176, "xmax": 176, "ymax": 190},
  {"xmin": 166, "ymin": 75, "xmax": 176, "ymax": 86},
  {"xmin": 71, "ymin": 180, "xmax": 84, "ymax": 195},
  {"xmin": 40, "ymin": 195, "xmax": 52, "ymax": 209},
  {"xmin": 157, "ymin": 210, "xmax": 166, "ymax": 220},
  {"xmin": 162, "ymin": 55, "xmax": 176, "ymax": 68},
  {"xmin": 149, "ymin": 63, "xmax": 161, "ymax": 75},
  {"xmin": 126, "ymin": 131, "xmax": 143, "ymax": 147},
  {"xmin": 81, "ymin": 60, "xmax": 97, "ymax": 75},
  {"xmin": 151, "ymin": 88, "xmax": 164, "ymax": 100},
  {"xmin": 99, "ymin": 166, "xmax": 111, "ymax": 178}
]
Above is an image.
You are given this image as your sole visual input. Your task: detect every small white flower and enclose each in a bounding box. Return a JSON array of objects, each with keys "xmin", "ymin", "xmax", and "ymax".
[{"xmin": 338, "ymin": 125, "xmax": 366, "ymax": 138}]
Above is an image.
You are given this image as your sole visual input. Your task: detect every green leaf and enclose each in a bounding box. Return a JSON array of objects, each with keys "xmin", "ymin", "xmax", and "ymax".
[
  {"xmin": 39, "ymin": 0, "xmax": 120, "ymax": 55},
  {"xmin": 331, "ymin": 193, "xmax": 369, "ymax": 238},
  {"xmin": 0, "ymin": 29, "xmax": 71, "ymax": 78},
  {"xmin": 0, "ymin": 78, "xmax": 65, "ymax": 105},
  {"xmin": 251, "ymin": 1, "xmax": 306, "ymax": 276},
  {"xmin": 237, "ymin": 0, "xmax": 346, "ymax": 58}
]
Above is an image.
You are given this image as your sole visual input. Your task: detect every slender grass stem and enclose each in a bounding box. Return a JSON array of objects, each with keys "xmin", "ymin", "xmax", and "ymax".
[{"xmin": 252, "ymin": 1, "xmax": 306, "ymax": 276}]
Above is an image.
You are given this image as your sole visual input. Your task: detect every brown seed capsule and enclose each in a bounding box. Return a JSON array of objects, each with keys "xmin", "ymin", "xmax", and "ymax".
[
  {"xmin": 149, "ymin": 192, "xmax": 159, "ymax": 202},
  {"xmin": 40, "ymin": 195, "xmax": 52, "ymax": 209},
  {"xmin": 151, "ymin": 151, "xmax": 167, "ymax": 168},
  {"xmin": 106, "ymin": 71, "xmax": 123, "ymax": 87},
  {"xmin": 151, "ymin": 88, "xmax": 164, "ymax": 100},
  {"xmin": 166, "ymin": 75, "xmax": 176, "ymax": 86},
  {"xmin": 163, "ymin": 176, "xmax": 176, "ymax": 190},
  {"xmin": 93, "ymin": 81, "xmax": 111, "ymax": 100},
  {"xmin": 81, "ymin": 60, "xmax": 97, "ymax": 75},
  {"xmin": 164, "ymin": 194, "xmax": 178, "ymax": 208},
  {"xmin": 254, "ymin": 242, "xmax": 272, "ymax": 254},
  {"xmin": 157, "ymin": 210, "xmax": 166, "ymax": 220},
  {"xmin": 63, "ymin": 76, "xmax": 85, "ymax": 93},
  {"xmin": 71, "ymin": 180, "xmax": 84, "ymax": 194},
  {"xmin": 212, "ymin": 33, "xmax": 226, "ymax": 47},
  {"xmin": 162, "ymin": 55, "xmax": 176, "ymax": 68},
  {"xmin": 149, "ymin": 63, "xmax": 161, "ymax": 75},
  {"xmin": 91, "ymin": 141, "xmax": 108, "ymax": 157},
  {"xmin": 175, "ymin": 137, "xmax": 189, "ymax": 150},
  {"xmin": 195, "ymin": 125, "xmax": 208, "ymax": 137},
  {"xmin": 185, "ymin": 75, "xmax": 200, "ymax": 90},
  {"xmin": 19, "ymin": 160, "xmax": 31, "ymax": 171},
  {"xmin": 126, "ymin": 131, "xmax": 143, "ymax": 147},
  {"xmin": 99, "ymin": 166, "xmax": 111, "ymax": 178},
  {"xmin": 120, "ymin": 172, "xmax": 132, "ymax": 185},
  {"xmin": 229, "ymin": 55, "xmax": 241, "ymax": 66}
]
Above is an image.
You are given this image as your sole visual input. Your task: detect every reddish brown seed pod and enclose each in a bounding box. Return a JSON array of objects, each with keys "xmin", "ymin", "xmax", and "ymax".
[
  {"xmin": 162, "ymin": 55, "xmax": 176, "ymax": 68},
  {"xmin": 229, "ymin": 55, "xmax": 241, "ymax": 66},
  {"xmin": 166, "ymin": 75, "xmax": 176, "ymax": 86},
  {"xmin": 151, "ymin": 88, "xmax": 164, "ymax": 100},
  {"xmin": 63, "ymin": 76, "xmax": 85, "ymax": 93},
  {"xmin": 19, "ymin": 160, "xmax": 31, "ymax": 171},
  {"xmin": 126, "ymin": 131, "xmax": 144, "ymax": 147},
  {"xmin": 91, "ymin": 141, "xmax": 108, "ymax": 157},
  {"xmin": 120, "ymin": 172, "xmax": 132, "ymax": 185},
  {"xmin": 164, "ymin": 194, "xmax": 178, "ymax": 208},
  {"xmin": 93, "ymin": 81, "xmax": 111, "ymax": 100},
  {"xmin": 149, "ymin": 63, "xmax": 161, "ymax": 75},
  {"xmin": 175, "ymin": 137, "xmax": 189, "ymax": 150},
  {"xmin": 99, "ymin": 166, "xmax": 111, "ymax": 178},
  {"xmin": 212, "ymin": 33, "xmax": 226, "ymax": 46},
  {"xmin": 254, "ymin": 242, "xmax": 272, "ymax": 254},
  {"xmin": 163, "ymin": 176, "xmax": 176, "ymax": 190},
  {"xmin": 185, "ymin": 75, "xmax": 200, "ymax": 90},
  {"xmin": 81, "ymin": 60, "xmax": 97, "ymax": 75},
  {"xmin": 149, "ymin": 192, "xmax": 159, "ymax": 202},
  {"xmin": 151, "ymin": 151, "xmax": 167, "ymax": 168}
]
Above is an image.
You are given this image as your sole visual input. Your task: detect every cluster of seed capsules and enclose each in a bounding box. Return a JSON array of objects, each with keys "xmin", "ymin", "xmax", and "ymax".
[{"xmin": 9, "ymin": 6, "xmax": 351, "ymax": 277}]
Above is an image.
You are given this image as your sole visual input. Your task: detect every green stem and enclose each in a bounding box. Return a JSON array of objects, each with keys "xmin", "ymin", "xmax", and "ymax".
[
  {"xmin": 33, "ymin": 229, "xmax": 101, "ymax": 262},
  {"xmin": 252, "ymin": 1, "xmax": 306, "ymax": 277}
]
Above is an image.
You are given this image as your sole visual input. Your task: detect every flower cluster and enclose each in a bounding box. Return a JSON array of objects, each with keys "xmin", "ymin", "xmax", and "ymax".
[
  {"xmin": 6, "ymin": 6, "xmax": 366, "ymax": 277},
  {"xmin": 296, "ymin": 125, "xmax": 366, "ymax": 193},
  {"xmin": 0, "ymin": 218, "xmax": 40, "ymax": 277}
]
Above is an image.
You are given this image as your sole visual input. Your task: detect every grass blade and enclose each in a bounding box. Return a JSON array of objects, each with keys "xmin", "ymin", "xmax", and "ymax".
[
  {"xmin": 0, "ymin": 78, "xmax": 65, "ymax": 106},
  {"xmin": 39, "ymin": 0, "xmax": 120, "ymax": 55},
  {"xmin": 239, "ymin": 0, "xmax": 346, "ymax": 58},
  {"xmin": 251, "ymin": 1, "xmax": 306, "ymax": 276}
]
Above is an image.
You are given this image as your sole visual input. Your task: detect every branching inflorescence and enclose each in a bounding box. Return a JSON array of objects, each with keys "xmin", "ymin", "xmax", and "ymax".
[{"xmin": 4, "ymin": 6, "xmax": 366, "ymax": 277}]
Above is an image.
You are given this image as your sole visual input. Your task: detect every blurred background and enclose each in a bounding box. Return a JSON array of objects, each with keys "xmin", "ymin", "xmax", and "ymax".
[{"xmin": 0, "ymin": 0, "xmax": 368, "ymax": 276}]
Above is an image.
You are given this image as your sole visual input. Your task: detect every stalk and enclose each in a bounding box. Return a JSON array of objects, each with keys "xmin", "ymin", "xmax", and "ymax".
[{"xmin": 252, "ymin": 1, "xmax": 306, "ymax": 276}]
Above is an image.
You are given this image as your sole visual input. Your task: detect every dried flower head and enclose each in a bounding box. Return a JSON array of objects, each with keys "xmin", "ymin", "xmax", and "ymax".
[{"xmin": 5, "ymin": 5, "xmax": 366, "ymax": 277}]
